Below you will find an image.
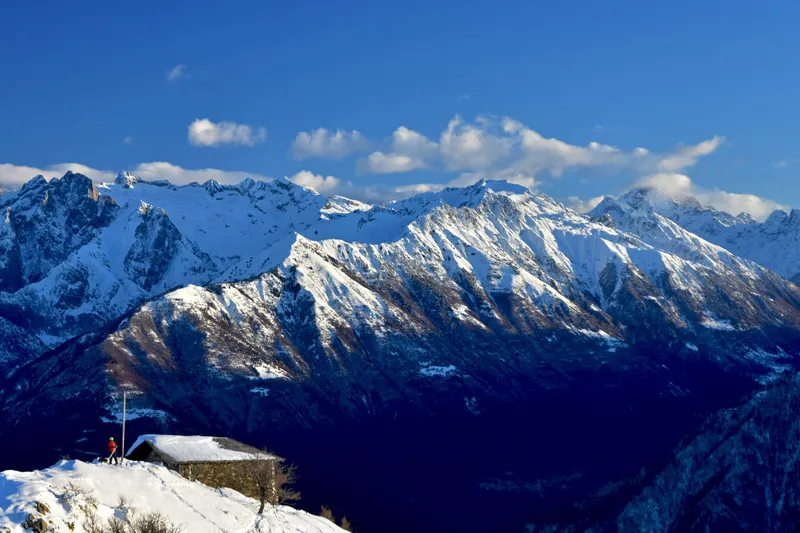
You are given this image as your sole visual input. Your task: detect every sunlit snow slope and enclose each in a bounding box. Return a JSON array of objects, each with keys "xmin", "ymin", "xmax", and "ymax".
[{"xmin": 0, "ymin": 460, "xmax": 345, "ymax": 533}]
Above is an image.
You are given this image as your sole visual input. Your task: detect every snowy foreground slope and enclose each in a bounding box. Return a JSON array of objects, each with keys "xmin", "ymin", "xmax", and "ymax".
[{"xmin": 0, "ymin": 460, "xmax": 344, "ymax": 533}]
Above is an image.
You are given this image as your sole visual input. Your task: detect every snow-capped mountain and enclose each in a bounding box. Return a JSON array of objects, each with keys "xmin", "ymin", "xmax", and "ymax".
[
  {"xmin": 591, "ymin": 187, "xmax": 800, "ymax": 283},
  {"xmin": 0, "ymin": 459, "xmax": 346, "ymax": 533},
  {"xmin": 3, "ymin": 172, "xmax": 800, "ymax": 532},
  {"xmin": 0, "ymin": 172, "xmax": 332, "ymax": 345}
]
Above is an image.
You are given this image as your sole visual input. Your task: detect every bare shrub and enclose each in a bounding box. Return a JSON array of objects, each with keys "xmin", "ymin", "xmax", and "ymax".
[
  {"xmin": 106, "ymin": 517, "xmax": 128, "ymax": 533},
  {"xmin": 246, "ymin": 453, "xmax": 301, "ymax": 514},
  {"xmin": 320, "ymin": 505, "xmax": 354, "ymax": 531},
  {"xmin": 127, "ymin": 511, "xmax": 184, "ymax": 533},
  {"xmin": 57, "ymin": 481, "xmax": 89, "ymax": 507},
  {"xmin": 117, "ymin": 494, "xmax": 131, "ymax": 510},
  {"xmin": 320, "ymin": 506, "xmax": 335, "ymax": 522},
  {"xmin": 81, "ymin": 510, "xmax": 104, "ymax": 533}
]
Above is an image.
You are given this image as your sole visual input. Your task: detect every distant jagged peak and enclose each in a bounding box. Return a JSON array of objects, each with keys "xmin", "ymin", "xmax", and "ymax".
[
  {"xmin": 763, "ymin": 208, "xmax": 800, "ymax": 230},
  {"xmin": 115, "ymin": 170, "xmax": 137, "ymax": 188},
  {"xmin": 137, "ymin": 200, "xmax": 167, "ymax": 218},
  {"xmin": 322, "ymin": 195, "xmax": 372, "ymax": 215},
  {"xmin": 616, "ymin": 186, "xmax": 701, "ymax": 211},
  {"xmin": 20, "ymin": 174, "xmax": 48, "ymax": 193},
  {"xmin": 13, "ymin": 171, "xmax": 103, "ymax": 204},
  {"xmin": 385, "ymin": 178, "xmax": 532, "ymax": 216},
  {"xmin": 593, "ymin": 185, "xmax": 755, "ymax": 228},
  {"xmin": 236, "ymin": 176, "xmax": 259, "ymax": 192},
  {"xmin": 203, "ymin": 179, "xmax": 225, "ymax": 195}
]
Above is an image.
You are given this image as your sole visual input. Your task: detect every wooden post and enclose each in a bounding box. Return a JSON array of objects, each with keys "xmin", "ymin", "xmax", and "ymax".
[
  {"xmin": 121, "ymin": 391, "xmax": 127, "ymax": 464},
  {"xmin": 270, "ymin": 459, "xmax": 277, "ymax": 505}
]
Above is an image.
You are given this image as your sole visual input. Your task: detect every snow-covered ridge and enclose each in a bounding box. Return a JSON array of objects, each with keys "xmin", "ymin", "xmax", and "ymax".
[
  {"xmin": 591, "ymin": 186, "xmax": 800, "ymax": 281},
  {"xmin": 2, "ymin": 170, "xmax": 800, "ymax": 357},
  {"xmin": 0, "ymin": 460, "xmax": 345, "ymax": 532}
]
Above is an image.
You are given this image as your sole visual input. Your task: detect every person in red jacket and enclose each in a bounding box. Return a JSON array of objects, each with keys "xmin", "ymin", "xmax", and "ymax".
[{"xmin": 107, "ymin": 437, "xmax": 118, "ymax": 465}]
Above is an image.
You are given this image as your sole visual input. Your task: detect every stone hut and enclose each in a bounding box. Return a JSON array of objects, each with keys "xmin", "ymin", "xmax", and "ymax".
[{"xmin": 126, "ymin": 434, "xmax": 280, "ymax": 499}]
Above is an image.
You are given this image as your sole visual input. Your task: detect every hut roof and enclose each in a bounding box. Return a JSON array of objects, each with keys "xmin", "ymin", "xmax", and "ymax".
[{"xmin": 126, "ymin": 435, "xmax": 278, "ymax": 464}]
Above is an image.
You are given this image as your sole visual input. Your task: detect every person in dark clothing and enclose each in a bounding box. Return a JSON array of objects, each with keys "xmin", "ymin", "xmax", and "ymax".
[{"xmin": 107, "ymin": 437, "xmax": 118, "ymax": 465}]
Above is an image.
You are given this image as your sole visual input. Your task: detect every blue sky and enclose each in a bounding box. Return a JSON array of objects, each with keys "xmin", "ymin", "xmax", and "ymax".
[{"xmin": 1, "ymin": 0, "xmax": 798, "ymax": 217}]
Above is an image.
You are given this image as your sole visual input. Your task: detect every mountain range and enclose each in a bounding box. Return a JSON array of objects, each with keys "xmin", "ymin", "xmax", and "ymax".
[{"xmin": 2, "ymin": 171, "xmax": 800, "ymax": 532}]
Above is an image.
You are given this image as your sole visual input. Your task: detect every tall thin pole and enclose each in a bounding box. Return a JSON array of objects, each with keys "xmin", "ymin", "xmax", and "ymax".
[{"xmin": 121, "ymin": 391, "xmax": 127, "ymax": 464}]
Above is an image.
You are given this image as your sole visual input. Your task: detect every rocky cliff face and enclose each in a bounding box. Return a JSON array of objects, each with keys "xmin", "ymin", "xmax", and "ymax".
[
  {"xmin": 0, "ymin": 172, "xmax": 118, "ymax": 292},
  {"xmin": 2, "ymin": 173, "xmax": 800, "ymax": 533},
  {"xmin": 0, "ymin": 173, "xmax": 330, "ymax": 345}
]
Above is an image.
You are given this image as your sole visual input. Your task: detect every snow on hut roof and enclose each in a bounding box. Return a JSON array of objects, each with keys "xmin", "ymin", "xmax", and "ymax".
[{"xmin": 126, "ymin": 435, "xmax": 278, "ymax": 464}]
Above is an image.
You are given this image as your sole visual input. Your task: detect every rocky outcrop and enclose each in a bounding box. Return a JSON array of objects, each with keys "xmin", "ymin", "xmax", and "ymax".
[
  {"xmin": 22, "ymin": 514, "xmax": 48, "ymax": 532},
  {"xmin": 0, "ymin": 172, "xmax": 118, "ymax": 292},
  {"xmin": 123, "ymin": 203, "xmax": 208, "ymax": 292}
]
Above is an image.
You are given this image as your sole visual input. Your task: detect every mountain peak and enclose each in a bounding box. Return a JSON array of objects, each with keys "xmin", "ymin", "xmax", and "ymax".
[
  {"xmin": 115, "ymin": 171, "xmax": 137, "ymax": 188},
  {"xmin": 765, "ymin": 209, "xmax": 789, "ymax": 225},
  {"xmin": 466, "ymin": 178, "xmax": 529, "ymax": 196},
  {"xmin": 203, "ymin": 179, "xmax": 224, "ymax": 195},
  {"xmin": 617, "ymin": 186, "xmax": 704, "ymax": 211}
]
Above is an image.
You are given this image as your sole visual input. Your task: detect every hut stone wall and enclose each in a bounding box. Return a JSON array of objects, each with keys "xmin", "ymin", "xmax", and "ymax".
[{"xmin": 178, "ymin": 461, "xmax": 267, "ymax": 499}]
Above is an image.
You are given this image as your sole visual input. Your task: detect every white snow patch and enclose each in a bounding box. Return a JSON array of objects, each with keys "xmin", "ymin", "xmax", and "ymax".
[
  {"xmin": 701, "ymin": 318, "xmax": 736, "ymax": 331},
  {"xmin": 250, "ymin": 387, "xmax": 270, "ymax": 396},
  {"xmin": 450, "ymin": 304, "xmax": 488, "ymax": 329},
  {"xmin": 577, "ymin": 328, "xmax": 627, "ymax": 349},
  {"xmin": 250, "ymin": 362, "xmax": 289, "ymax": 380},
  {"xmin": 100, "ymin": 408, "xmax": 174, "ymax": 424},
  {"xmin": 686, "ymin": 342, "xmax": 699, "ymax": 351},
  {"xmin": 420, "ymin": 364, "xmax": 457, "ymax": 378}
]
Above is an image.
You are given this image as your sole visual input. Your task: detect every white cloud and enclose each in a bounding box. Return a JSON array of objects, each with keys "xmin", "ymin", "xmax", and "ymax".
[
  {"xmin": 567, "ymin": 195, "xmax": 607, "ymax": 213},
  {"xmin": 287, "ymin": 170, "xmax": 341, "ymax": 193},
  {"xmin": 45, "ymin": 163, "xmax": 116, "ymax": 183},
  {"xmin": 495, "ymin": 117, "xmax": 722, "ymax": 179},
  {"xmin": 188, "ymin": 119, "xmax": 267, "ymax": 147},
  {"xmin": 391, "ymin": 127, "xmax": 439, "ymax": 159},
  {"xmin": 634, "ymin": 173, "xmax": 695, "ymax": 197},
  {"xmin": 123, "ymin": 136, "xmax": 134, "ymax": 145},
  {"xmin": 440, "ymin": 115, "xmax": 513, "ymax": 171},
  {"xmin": 359, "ymin": 152, "xmax": 427, "ymax": 174},
  {"xmin": 0, "ymin": 163, "xmax": 66, "ymax": 188},
  {"xmin": 0, "ymin": 162, "xmax": 269, "ymax": 190},
  {"xmin": 394, "ymin": 183, "xmax": 445, "ymax": 195},
  {"xmin": 291, "ymin": 128, "xmax": 368, "ymax": 160},
  {"xmin": 167, "ymin": 65, "xmax": 187, "ymax": 83},
  {"xmin": 359, "ymin": 126, "xmax": 439, "ymax": 174},
  {"xmin": 130, "ymin": 162, "xmax": 269, "ymax": 185},
  {"xmin": 656, "ymin": 136, "xmax": 726, "ymax": 172},
  {"xmin": 632, "ymin": 173, "xmax": 785, "ymax": 221},
  {"xmin": 356, "ymin": 115, "xmax": 724, "ymax": 182}
]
